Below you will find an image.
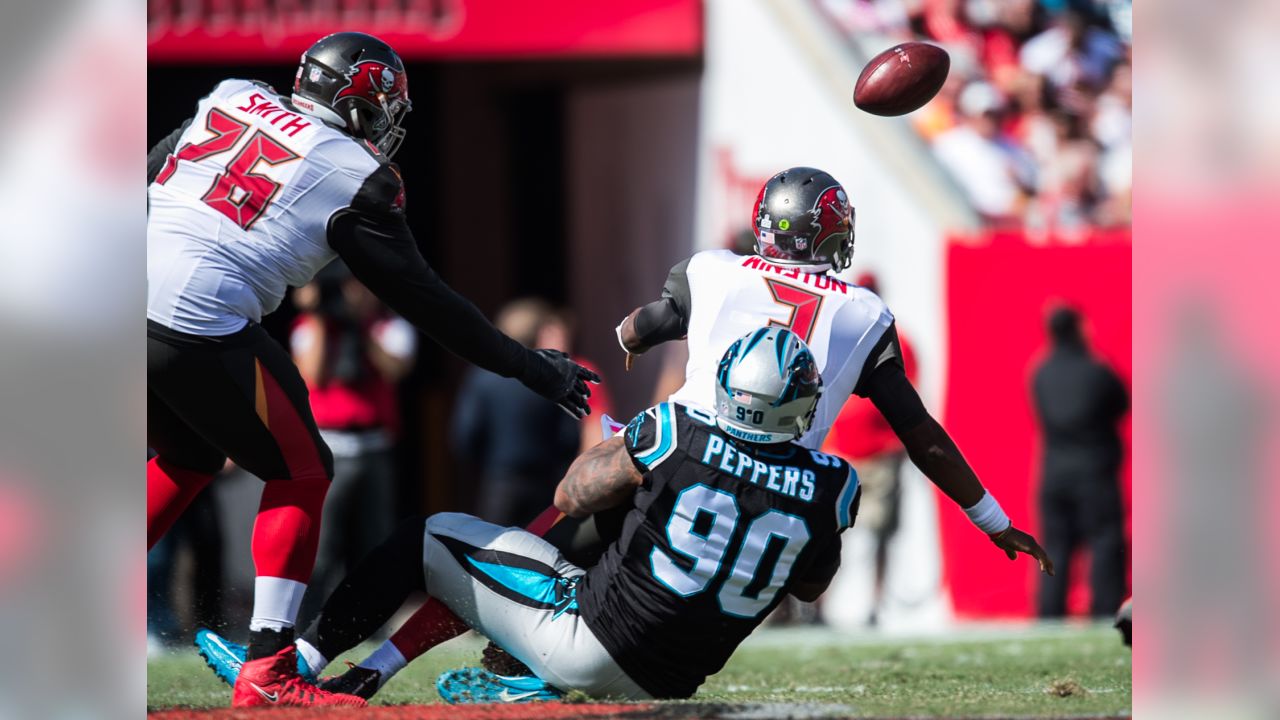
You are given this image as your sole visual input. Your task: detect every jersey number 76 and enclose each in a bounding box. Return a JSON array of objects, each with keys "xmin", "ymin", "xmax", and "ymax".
[{"xmin": 155, "ymin": 108, "xmax": 301, "ymax": 230}]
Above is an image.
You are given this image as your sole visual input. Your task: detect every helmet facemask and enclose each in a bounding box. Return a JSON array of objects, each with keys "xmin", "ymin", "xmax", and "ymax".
[
  {"xmin": 814, "ymin": 207, "xmax": 856, "ymax": 273},
  {"xmin": 348, "ymin": 93, "xmax": 411, "ymax": 158}
]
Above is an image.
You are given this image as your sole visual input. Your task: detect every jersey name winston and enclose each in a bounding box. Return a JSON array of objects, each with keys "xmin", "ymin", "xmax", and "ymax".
[{"xmin": 740, "ymin": 255, "xmax": 851, "ymax": 294}]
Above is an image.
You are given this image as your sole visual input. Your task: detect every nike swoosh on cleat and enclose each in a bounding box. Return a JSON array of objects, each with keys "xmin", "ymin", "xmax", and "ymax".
[
  {"xmin": 250, "ymin": 682, "xmax": 279, "ymax": 703},
  {"xmin": 207, "ymin": 635, "xmax": 244, "ymax": 670},
  {"xmin": 498, "ymin": 689, "xmax": 541, "ymax": 702}
]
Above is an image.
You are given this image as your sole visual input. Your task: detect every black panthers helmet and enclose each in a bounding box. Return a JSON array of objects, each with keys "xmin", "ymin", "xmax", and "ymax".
[
  {"xmin": 291, "ymin": 32, "xmax": 411, "ymax": 158},
  {"xmin": 751, "ymin": 167, "xmax": 855, "ymax": 272}
]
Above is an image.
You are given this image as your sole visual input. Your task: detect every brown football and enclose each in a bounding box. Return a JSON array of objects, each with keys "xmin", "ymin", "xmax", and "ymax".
[{"xmin": 853, "ymin": 42, "xmax": 950, "ymax": 117}]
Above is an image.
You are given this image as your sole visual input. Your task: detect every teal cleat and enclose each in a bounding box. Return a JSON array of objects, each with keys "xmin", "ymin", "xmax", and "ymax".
[
  {"xmin": 436, "ymin": 667, "xmax": 563, "ymax": 704},
  {"xmin": 193, "ymin": 628, "xmax": 317, "ymax": 686}
]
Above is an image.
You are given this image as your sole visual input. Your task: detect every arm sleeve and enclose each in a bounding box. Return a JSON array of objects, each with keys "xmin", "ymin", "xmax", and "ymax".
[
  {"xmin": 328, "ymin": 165, "xmax": 532, "ymax": 380},
  {"xmin": 147, "ymin": 118, "xmax": 191, "ymax": 185},
  {"xmin": 630, "ymin": 258, "xmax": 693, "ymax": 347},
  {"xmin": 852, "ymin": 322, "xmax": 906, "ymax": 398},
  {"xmin": 660, "ymin": 257, "xmax": 692, "ymax": 316},
  {"xmin": 862, "ymin": 359, "xmax": 931, "ymax": 437}
]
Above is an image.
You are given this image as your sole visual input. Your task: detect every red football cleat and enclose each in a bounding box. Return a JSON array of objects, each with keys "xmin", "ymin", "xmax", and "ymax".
[{"xmin": 232, "ymin": 645, "xmax": 367, "ymax": 707}]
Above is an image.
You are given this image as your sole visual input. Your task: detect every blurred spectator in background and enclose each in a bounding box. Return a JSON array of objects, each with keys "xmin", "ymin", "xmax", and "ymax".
[
  {"xmin": 452, "ymin": 299, "xmax": 611, "ymax": 527},
  {"xmin": 1031, "ymin": 305, "xmax": 1128, "ymax": 617},
  {"xmin": 290, "ymin": 262, "xmax": 416, "ymax": 623},
  {"xmin": 1018, "ymin": 8, "xmax": 1123, "ymax": 100},
  {"xmin": 821, "ymin": 272, "xmax": 917, "ymax": 627},
  {"xmin": 932, "ymin": 80, "xmax": 1034, "ymax": 223},
  {"xmin": 147, "ymin": 459, "xmax": 224, "ymax": 652},
  {"xmin": 819, "ymin": 0, "xmax": 1131, "ymax": 229}
]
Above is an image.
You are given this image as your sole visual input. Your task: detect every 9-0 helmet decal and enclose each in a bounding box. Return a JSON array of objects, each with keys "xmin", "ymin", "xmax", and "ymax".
[
  {"xmin": 291, "ymin": 32, "xmax": 412, "ymax": 158},
  {"xmin": 752, "ymin": 167, "xmax": 855, "ymax": 272},
  {"xmin": 715, "ymin": 327, "xmax": 823, "ymax": 444}
]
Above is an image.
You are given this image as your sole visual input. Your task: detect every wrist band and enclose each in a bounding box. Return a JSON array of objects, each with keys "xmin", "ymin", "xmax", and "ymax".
[
  {"xmin": 615, "ymin": 321, "xmax": 631, "ymax": 354},
  {"xmin": 963, "ymin": 491, "xmax": 1011, "ymax": 534}
]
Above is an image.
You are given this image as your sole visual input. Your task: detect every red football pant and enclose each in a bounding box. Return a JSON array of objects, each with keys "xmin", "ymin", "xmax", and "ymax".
[{"xmin": 147, "ymin": 456, "xmax": 214, "ymax": 550}]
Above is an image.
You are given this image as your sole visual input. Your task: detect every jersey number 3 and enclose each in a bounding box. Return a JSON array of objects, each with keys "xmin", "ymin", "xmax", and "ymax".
[
  {"xmin": 764, "ymin": 279, "xmax": 823, "ymax": 343},
  {"xmin": 652, "ymin": 483, "xmax": 811, "ymax": 618},
  {"xmin": 155, "ymin": 108, "xmax": 301, "ymax": 230}
]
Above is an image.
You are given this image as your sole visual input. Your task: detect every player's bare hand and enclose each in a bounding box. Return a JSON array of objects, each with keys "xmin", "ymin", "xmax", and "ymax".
[{"xmin": 989, "ymin": 525, "xmax": 1054, "ymax": 576}]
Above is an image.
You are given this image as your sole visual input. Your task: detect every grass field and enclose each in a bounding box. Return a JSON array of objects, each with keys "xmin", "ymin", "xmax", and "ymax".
[{"xmin": 148, "ymin": 622, "xmax": 1130, "ymax": 718}]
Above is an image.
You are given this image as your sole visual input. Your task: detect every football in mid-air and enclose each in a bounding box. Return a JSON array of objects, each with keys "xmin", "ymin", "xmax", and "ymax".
[{"xmin": 853, "ymin": 42, "xmax": 950, "ymax": 116}]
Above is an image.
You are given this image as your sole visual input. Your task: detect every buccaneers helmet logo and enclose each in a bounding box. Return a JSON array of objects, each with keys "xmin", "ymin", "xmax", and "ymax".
[
  {"xmin": 335, "ymin": 60, "xmax": 408, "ymax": 103},
  {"xmin": 809, "ymin": 186, "xmax": 851, "ymax": 246}
]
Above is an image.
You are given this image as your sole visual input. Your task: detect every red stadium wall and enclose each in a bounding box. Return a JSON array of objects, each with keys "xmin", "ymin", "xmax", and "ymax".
[
  {"xmin": 148, "ymin": 0, "xmax": 702, "ymax": 62},
  {"xmin": 940, "ymin": 230, "xmax": 1132, "ymax": 618}
]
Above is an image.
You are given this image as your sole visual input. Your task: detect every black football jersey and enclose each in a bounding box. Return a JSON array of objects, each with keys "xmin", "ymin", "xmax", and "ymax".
[{"xmin": 577, "ymin": 402, "xmax": 860, "ymax": 698}]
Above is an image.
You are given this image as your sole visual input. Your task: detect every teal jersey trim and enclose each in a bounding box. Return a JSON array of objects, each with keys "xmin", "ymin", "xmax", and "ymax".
[
  {"xmin": 635, "ymin": 402, "xmax": 678, "ymax": 468},
  {"xmin": 835, "ymin": 466, "xmax": 860, "ymax": 529}
]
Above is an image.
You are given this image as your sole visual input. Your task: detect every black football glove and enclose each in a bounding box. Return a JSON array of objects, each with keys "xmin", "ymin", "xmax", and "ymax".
[{"xmin": 522, "ymin": 349, "xmax": 601, "ymax": 419}]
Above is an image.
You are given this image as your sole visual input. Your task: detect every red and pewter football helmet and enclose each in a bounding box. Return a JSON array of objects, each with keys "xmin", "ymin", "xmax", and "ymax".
[
  {"xmin": 751, "ymin": 167, "xmax": 855, "ymax": 272},
  {"xmin": 292, "ymin": 32, "xmax": 411, "ymax": 157}
]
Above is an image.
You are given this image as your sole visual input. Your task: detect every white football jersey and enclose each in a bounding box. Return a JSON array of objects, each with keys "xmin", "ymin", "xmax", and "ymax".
[
  {"xmin": 668, "ymin": 250, "xmax": 894, "ymax": 449},
  {"xmin": 148, "ymin": 79, "xmax": 394, "ymax": 336}
]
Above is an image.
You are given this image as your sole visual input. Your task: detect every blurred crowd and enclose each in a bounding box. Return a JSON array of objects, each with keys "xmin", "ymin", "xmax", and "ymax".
[{"xmin": 820, "ymin": 0, "xmax": 1132, "ymax": 230}]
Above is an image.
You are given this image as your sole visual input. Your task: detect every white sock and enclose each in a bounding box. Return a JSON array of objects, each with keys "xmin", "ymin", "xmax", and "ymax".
[
  {"xmin": 358, "ymin": 641, "xmax": 407, "ymax": 687},
  {"xmin": 248, "ymin": 577, "xmax": 307, "ymax": 632},
  {"xmin": 294, "ymin": 638, "xmax": 329, "ymax": 675}
]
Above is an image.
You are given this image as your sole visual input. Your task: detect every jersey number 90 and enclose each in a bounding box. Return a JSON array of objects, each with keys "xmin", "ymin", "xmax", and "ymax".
[{"xmin": 651, "ymin": 484, "xmax": 810, "ymax": 618}]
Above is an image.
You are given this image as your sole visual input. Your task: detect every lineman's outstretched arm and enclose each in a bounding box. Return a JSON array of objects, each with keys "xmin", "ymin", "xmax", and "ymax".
[
  {"xmin": 328, "ymin": 188, "xmax": 598, "ymax": 418},
  {"xmin": 862, "ymin": 349, "xmax": 1054, "ymax": 575}
]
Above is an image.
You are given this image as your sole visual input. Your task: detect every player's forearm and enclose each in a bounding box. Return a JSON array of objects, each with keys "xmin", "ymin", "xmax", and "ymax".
[
  {"xmin": 898, "ymin": 418, "xmax": 985, "ymax": 509},
  {"xmin": 866, "ymin": 363, "xmax": 992, "ymax": 516},
  {"xmin": 554, "ymin": 437, "xmax": 641, "ymax": 518},
  {"xmin": 617, "ymin": 297, "xmax": 687, "ymax": 355}
]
